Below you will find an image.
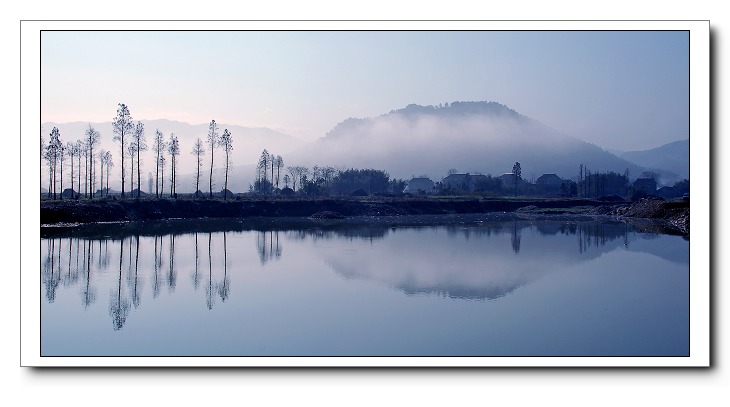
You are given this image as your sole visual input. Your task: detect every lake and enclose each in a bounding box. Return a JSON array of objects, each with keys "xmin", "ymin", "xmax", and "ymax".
[{"xmin": 40, "ymin": 215, "xmax": 689, "ymax": 358}]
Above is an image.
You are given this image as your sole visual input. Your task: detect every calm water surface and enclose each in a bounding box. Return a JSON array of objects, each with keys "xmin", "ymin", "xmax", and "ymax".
[{"xmin": 40, "ymin": 215, "xmax": 689, "ymax": 357}]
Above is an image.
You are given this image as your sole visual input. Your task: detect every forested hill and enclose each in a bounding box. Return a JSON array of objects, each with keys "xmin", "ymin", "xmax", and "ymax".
[{"xmin": 287, "ymin": 101, "xmax": 667, "ymax": 184}]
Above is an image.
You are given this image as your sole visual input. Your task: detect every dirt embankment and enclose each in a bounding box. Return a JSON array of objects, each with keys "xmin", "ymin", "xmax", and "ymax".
[
  {"xmin": 611, "ymin": 197, "xmax": 690, "ymax": 235},
  {"xmin": 39, "ymin": 196, "xmax": 689, "ymax": 235},
  {"xmin": 40, "ymin": 196, "xmax": 609, "ymax": 225}
]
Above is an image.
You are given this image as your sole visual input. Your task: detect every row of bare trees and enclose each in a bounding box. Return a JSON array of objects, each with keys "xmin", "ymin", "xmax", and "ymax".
[
  {"xmin": 42, "ymin": 124, "xmax": 111, "ymax": 200},
  {"xmin": 253, "ymin": 149, "xmax": 283, "ymax": 194},
  {"xmin": 44, "ymin": 103, "xmax": 233, "ymax": 200},
  {"xmin": 198, "ymin": 119, "xmax": 234, "ymax": 199}
]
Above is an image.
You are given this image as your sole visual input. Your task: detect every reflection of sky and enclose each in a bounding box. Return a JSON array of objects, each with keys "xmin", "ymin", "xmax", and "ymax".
[{"xmin": 40, "ymin": 221, "xmax": 689, "ymax": 356}]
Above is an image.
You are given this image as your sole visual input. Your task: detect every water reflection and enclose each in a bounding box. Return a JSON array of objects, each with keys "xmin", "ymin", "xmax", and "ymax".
[
  {"xmin": 41, "ymin": 216, "xmax": 688, "ymax": 331},
  {"xmin": 257, "ymin": 230, "xmax": 282, "ymax": 264},
  {"xmin": 109, "ymin": 237, "xmax": 130, "ymax": 331}
]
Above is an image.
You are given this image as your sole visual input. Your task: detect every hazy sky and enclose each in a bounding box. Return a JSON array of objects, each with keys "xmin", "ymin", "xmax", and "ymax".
[{"xmin": 41, "ymin": 30, "xmax": 689, "ymax": 151}]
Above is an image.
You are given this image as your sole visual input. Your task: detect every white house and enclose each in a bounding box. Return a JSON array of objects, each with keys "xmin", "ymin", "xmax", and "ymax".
[{"xmin": 403, "ymin": 177, "xmax": 435, "ymax": 194}]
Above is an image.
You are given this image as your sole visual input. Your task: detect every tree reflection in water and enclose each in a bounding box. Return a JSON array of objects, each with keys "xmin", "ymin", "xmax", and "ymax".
[
  {"xmin": 152, "ymin": 235, "xmax": 162, "ymax": 298},
  {"xmin": 168, "ymin": 234, "xmax": 176, "ymax": 292},
  {"xmin": 80, "ymin": 240, "xmax": 96, "ymax": 309},
  {"xmin": 192, "ymin": 232, "xmax": 200, "ymax": 290},
  {"xmin": 41, "ymin": 216, "xmax": 677, "ymax": 331},
  {"xmin": 42, "ymin": 239, "xmax": 59, "ymax": 303},
  {"xmin": 216, "ymin": 232, "xmax": 230, "ymax": 302},
  {"xmin": 511, "ymin": 221, "xmax": 521, "ymax": 254},
  {"xmin": 206, "ymin": 232, "xmax": 214, "ymax": 310},
  {"xmin": 257, "ymin": 230, "xmax": 282, "ymax": 265},
  {"xmin": 129, "ymin": 235, "xmax": 142, "ymax": 309},
  {"xmin": 109, "ymin": 238, "xmax": 130, "ymax": 331}
]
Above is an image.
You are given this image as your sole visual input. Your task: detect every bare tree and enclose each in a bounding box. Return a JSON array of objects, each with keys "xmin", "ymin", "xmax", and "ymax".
[
  {"xmin": 81, "ymin": 139, "xmax": 89, "ymax": 197},
  {"xmin": 271, "ymin": 153, "xmax": 275, "ymax": 192},
  {"xmin": 58, "ymin": 141, "xmax": 65, "ymax": 199},
  {"xmin": 257, "ymin": 149, "xmax": 270, "ymax": 193},
  {"xmin": 207, "ymin": 120, "xmax": 218, "ymax": 198},
  {"xmin": 286, "ymin": 165, "xmax": 308, "ymax": 193},
  {"xmin": 112, "ymin": 103, "xmax": 133, "ymax": 198},
  {"xmin": 191, "ymin": 137, "xmax": 205, "ymax": 197},
  {"xmin": 98, "ymin": 150, "xmax": 106, "ymax": 198},
  {"xmin": 84, "ymin": 124, "xmax": 101, "ymax": 198},
  {"xmin": 103, "ymin": 151, "xmax": 113, "ymax": 196},
  {"xmin": 296, "ymin": 166, "xmax": 309, "ymax": 192},
  {"xmin": 287, "ymin": 166, "xmax": 297, "ymax": 191},
  {"xmin": 46, "ymin": 127, "xmax": 62, "ymax": 199},
  {"xmin": 128, "ymin": 142, "xmax": 137, "ymax": 195},
  {"xmin": 44, "ymin": 147, "xmax": 53, "ymax": 198},
  {"xmin": 275, "ymin": 155, "xmax": 284, "ymax": 190},
  {"xmin": 131, "ymin": 122, "xmax": 147, "ymax": 199},
  {"xmin": 512, "ymin": 162, "xmax": 521, "ymax": 197},
  {"xmin": 152, "ymin": 129, "xmax": 166, "ymax": 198},
  {"xmin": 75, "ymin": 140, "xmax": 83, "ymax": 197},
  {"xmin": 321, "ymin": 166, "xmax": 336, "ymax": 192},
  {"xmin": 159, "ymin": 155, "xmax": 165, "ymax": 196},
  {"xmin": 167, "ymin": 133, "xmax": 179, "ymax": 198},
  {"xmin": 67, "ymin": 141, "xmax": 77, "ymax": 198},
  {"xmin": 219, "ymin": 129, "xmax": 233, "ymax": 199}
]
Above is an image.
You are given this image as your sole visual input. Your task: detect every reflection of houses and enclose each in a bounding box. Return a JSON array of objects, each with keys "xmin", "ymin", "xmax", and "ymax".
[
  {"xmin": 535, "ymin": 173, "xmax": 563, "ymax": 195},
  {"xmin": 403, "ymin": 177, "xmax": 435, "ymax": 194},
  {"xmin": 633, "ymin": 178, "xmax": 657, "ymax": 194}
]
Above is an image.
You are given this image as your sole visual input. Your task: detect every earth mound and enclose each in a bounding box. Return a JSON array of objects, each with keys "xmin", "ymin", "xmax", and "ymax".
[{"xmin": 309, "ymin": 211, "xmax": 345, "ymax": 219}]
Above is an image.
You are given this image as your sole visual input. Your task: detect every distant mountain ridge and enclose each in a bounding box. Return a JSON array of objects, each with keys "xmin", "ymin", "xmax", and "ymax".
[
  {"xmin": 619, "ymin": 139, "xmax": 689, "ymax": 180},
  {"xmin": 288, "ymin": 101, "xmax": 678, "ymax": 185}
]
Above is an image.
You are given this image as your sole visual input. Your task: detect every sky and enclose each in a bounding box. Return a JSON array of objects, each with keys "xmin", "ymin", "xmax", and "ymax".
[{"xmin": 40, "ymin": 29, "xmax": 690, "ymax": 152}]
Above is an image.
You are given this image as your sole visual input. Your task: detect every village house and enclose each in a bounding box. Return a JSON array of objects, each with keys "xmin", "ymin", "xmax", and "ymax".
[
  {"xmin": 633, "ymin": 177, "xmax": 657, "ymax": 194},
  {"xmin": 535, "ymin": 173, "xmax": 563, "ymax": 195},
  {"xmin": 441, "ymin": 173, "xmax": 472, "ymax": 192},
  {"xmin": 497, "ymin": 173, "xmax": 517, "ymax": 185},
  {"xmin": 403, "ymin": 177, "xmax": 435, "ymax": 194}
]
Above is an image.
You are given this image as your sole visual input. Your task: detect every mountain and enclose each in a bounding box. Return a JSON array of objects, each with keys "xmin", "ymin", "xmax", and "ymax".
[
  {"xmin": 42, "ymin": 119, "xmax": 306, "ymax": 193},
  {"xmin": 619, "ymin": 139, "xmax": 689, "ymax": 182},
  {"xmin": 286, "ymin": 101, "xmax": 655, "ymax": 183}
]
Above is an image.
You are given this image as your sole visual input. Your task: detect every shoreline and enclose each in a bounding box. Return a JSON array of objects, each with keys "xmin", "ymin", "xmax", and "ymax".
[
  {"xmin": 40, "ymin": 196, "xmax": 689, "ymax": 236},
  {"xmin": 40, "ymin": 196, "xmax": 612, "ymax": 223}
]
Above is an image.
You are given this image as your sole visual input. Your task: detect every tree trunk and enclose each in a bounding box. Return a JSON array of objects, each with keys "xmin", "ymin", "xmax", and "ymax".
[
  {"xmin": 224, "ymin": 152, "xmax": 229, "ymax": 201},
  {"xmin": 209, "ymin": 150, "xmax": 214, "ymax": 198},
  {"xmin": 195, "ymin": 154, "xmax": 200, "ymax": 197},
  {"xmin": 137, "ymin": 146, "xmax": 141, "ymax": 199},
  {"xmin": 155, "ymin": 149, "xmax": 160, "ymax": 198}
]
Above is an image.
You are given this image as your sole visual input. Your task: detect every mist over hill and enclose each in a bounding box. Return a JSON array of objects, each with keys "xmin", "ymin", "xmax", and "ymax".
[{"xmin": 286, "ymin": 101, "xmax": 669, "ymax": 184}]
